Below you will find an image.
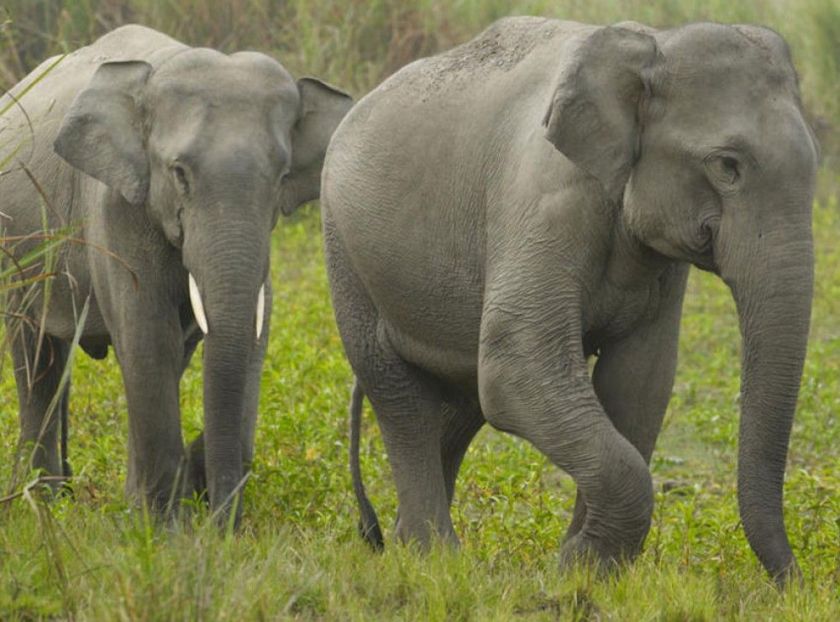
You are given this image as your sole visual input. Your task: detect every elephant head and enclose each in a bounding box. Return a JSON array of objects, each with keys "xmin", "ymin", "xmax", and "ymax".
[
  {"xmin": 53, "ymin": 49, "xmax": 352, "ymax": 519},
  {"xmin": 544, "ymin": 24, "xmax": 819, "ymax": 584}
]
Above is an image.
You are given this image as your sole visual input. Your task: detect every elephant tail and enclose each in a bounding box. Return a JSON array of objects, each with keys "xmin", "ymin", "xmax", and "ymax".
[{"xmin": 349, "ymin": 378, "xmax": 384, "ymax": 551}]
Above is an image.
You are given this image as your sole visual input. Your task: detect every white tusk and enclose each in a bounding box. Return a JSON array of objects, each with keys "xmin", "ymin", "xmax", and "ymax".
[
  {"xmin": 189, "ymin": 273, "xmax": 209, "ymax": 335},
  {"xmin": 255, "ymin": 283, "xmax": 265, "ymax": 341}
]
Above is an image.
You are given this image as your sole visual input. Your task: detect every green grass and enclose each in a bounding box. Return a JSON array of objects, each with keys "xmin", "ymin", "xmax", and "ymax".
[
  {"xmin": 1, "ymin": 191, "xmax": 837, "ymax": 619},
  {"xmin": 1, "ymin": 1, "xmax": 839, "ymax": 619}
]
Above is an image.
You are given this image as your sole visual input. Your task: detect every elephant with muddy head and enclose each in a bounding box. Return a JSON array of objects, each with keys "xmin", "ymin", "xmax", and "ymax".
[
  {"xmin": 323, "ymin": 18, "xmax": 818, "ymax": 584},
  {"xmin": 0, "ymin": 25, "xmax": 352, "ymax": 523}
]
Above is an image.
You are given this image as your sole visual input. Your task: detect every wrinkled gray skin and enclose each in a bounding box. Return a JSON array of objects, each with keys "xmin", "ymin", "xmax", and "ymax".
[
  {"xmin": 0, "ymin": 25, "xmax": 352, "ymax": 523},
  {"xmin": 324, "ymin": 18, "xmax": 818, "ymax": 585}
]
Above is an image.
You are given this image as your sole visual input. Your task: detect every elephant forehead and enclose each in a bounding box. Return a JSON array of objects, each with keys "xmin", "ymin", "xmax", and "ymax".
[
  {"xmin": 152, "ymin": 48, "xmax": 299, "ymax": 104},
  {"xmin": 658, "ymin": 24, "xmax": 797, "ymax": 93}
]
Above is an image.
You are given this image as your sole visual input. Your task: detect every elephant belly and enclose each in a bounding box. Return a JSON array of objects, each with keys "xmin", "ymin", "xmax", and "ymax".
[
  {"xmin": 371, "ymin": 248, "xmax": 483, "ymax": 384},
  {"xmin": 39, "ymin": 277, "xmax": 109, "ymax": 343},
  {"xmin": 8, "ymin": 235, "xmax": 111, "ymax": 343},
  {"xmin": 382, "ymin": 321, "xmax": 478, "ymax": 387}
]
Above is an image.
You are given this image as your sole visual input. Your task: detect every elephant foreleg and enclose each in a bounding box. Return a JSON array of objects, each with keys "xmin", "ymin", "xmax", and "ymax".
[
  {"xmin": 478, "ymin": 257, "xmax": 658, "ymax": 567},
  {"xmin": 111, "ymin": 308, "xmax": 186, "ymax": 513},
  {"xmin": 566, "ymin": 266, "xmax": 687, "ymax": 543}
]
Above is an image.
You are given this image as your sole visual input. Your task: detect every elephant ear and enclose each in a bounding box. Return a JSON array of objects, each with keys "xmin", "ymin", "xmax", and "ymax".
[
  {"xmin": 54, "ymin": 60, "xmax": 152, "ymax": 206},
  {"xmin": 280, "ymin": 77, "xmax": 353, "ymax": 215},
  {"xmin": 543, "ymin": 27, "xmax": 659, "ymax": 200}
]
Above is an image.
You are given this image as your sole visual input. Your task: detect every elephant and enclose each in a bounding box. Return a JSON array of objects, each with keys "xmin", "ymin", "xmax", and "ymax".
[
  {"xmin": 323, "ymin": 18, "xmax": 818, "ymax": 585},
  {"xmin": 0, "ymin": 24, "xmax": 352, "ymax": 523}
]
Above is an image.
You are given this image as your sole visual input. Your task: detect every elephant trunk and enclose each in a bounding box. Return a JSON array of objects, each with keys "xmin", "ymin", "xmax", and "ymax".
[
  {"xmin": 185, "ymin": 216, "xmax": 269, "ymax": 525},
  {"xmin": 720, "ymin": 221, "xmax": 813, "ymax": 585}
]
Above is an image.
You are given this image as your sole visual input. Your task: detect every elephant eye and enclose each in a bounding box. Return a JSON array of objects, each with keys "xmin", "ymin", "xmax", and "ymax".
[
  {"xmin": 719, "ymin": 156, "xmax": 739, "ymax": 184},
  {"xmin": 171, "ymin": 162, "xmax": 191, "ymax": 196},
  {"xmin": 704, "ymin": 153, "xmax": 742, "ymax": 192}
]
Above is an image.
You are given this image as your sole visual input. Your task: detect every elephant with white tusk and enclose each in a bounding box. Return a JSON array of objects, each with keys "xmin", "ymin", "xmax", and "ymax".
[{"xmin": 0, "ymin": 24, "xmax": 352, "ymax": 525}]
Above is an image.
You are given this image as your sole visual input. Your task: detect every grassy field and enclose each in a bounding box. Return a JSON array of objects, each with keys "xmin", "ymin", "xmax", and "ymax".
[{"xmin": 1, "ymin": 1, "xmax": 839, "ymax": 620}]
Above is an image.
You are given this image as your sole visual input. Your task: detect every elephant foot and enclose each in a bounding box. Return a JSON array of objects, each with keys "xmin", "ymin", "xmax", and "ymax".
[
  {"xmin": 24, "ymin": 454, "xmax": 74, "ymax": 498},
  {"xmin": 772, "ymin": 559, "xmax": 804, "ymax": 590},
  {"xmin": 52, "ymin": 458, "xmax": 74, "ymax": 497},
  {"xmin": 558, "ymin": 532, "xmax": 641, "ymax": 577},
  {"xmin": 54, "ymin": 468, "xmax": 74, "ymax": 499},
  {"xmin": 62, "ymin": 458, "xmax": 73, "ymax": 479},
  {"xmin": 124, "ymin": 457, "xmax": 193, "ymax": 520},
  {"xmin": 33, "ymin": 472, "xmax": 74, "ymax": 500},
  {"xmin": 185, "ymin": 434, "xmax": 208, "ymax": 502},
  {"xmin": 394, "ymin": 512, "xmax": 460, "ymax": 551}
]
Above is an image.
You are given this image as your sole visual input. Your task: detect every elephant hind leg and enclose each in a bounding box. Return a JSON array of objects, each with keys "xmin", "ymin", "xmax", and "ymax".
[
  {"xmin": 386, "ymin": 393, "xmax": 483, "ymax": 546},
  {"xmin": 440, "ymin": 396, "xmax": 484, "ymax": 507},
  {"xmin": 359, "ymin": 346, "xmax": 454, "ymax": 548},
  {"xmin": 324, "ymin": 213, "xmax": 454, "ymax": 548},
  {"xmin": 9, "ymin": 321, "xmax": 71, "ymax": 482}
]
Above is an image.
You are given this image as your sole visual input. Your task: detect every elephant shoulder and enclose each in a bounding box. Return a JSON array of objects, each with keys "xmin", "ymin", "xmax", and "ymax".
[
  {"xmin": 379, "ymin": 17, "xmax": 586, "ymax": 97},
  {"xmin": 339, "ymin": 15, "xmax": 597, "ymax": 142}
]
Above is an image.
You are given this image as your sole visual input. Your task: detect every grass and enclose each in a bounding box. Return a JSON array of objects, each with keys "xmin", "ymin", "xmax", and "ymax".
[
  {"xmin": 1, "ymin": 1, "xmax": 839, "ymax": 620},
  {"xmin": 1, "ymin": 193, "xmax": 838, "ymax": 619}
]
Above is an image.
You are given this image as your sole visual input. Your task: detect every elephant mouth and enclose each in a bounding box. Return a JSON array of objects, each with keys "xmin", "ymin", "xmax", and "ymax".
[
  {"xmin": 187, "ymin": 271, "xmax": 267, "ymax": 341},
  {"xmin": 692, "ymin": 253, "xmax": 720, "ymax": 275},
  {"xmin": 691, "ymin": 218, "xmax": 720, "ymax": 275}
]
